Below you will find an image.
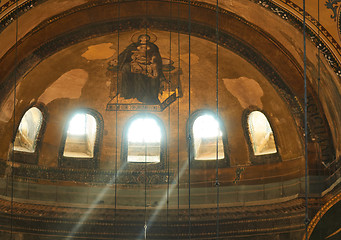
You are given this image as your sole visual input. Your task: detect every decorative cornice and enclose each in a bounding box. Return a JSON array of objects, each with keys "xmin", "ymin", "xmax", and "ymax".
[
  {"xmin": 0, "ymin": 196, "xmax": 306, "ymax": 238},
  {"xmin": 10, "ymin": 162, "xmax": 172, "ymax": 184}
]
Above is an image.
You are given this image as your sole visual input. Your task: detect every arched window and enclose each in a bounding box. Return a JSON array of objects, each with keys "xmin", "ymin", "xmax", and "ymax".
[
  {"xmin": 192, "ymin": 113, "xmax": 225, "ymax": 160},
  {"xmin": 247, "ymin": 111, "xmax": 277, "ymax": 155},
  {"xmin": 14, "ymin": 107, "xmax": 43, "ymax": 153},
  {"xmin": 63, "ymin": 113, "xmax": 97, "ymax": 158},
  {"xmin": 60, "ymin": 110, "xmax": 102, "ymax": 169},
  {"xmin": 125, "ymin": 115, "xmax": 163, "ymax": 163}
]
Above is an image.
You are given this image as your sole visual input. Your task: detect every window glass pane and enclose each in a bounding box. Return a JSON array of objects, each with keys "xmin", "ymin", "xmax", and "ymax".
[
  {"xmin": 193, "ymin": 114, "xmax": 224, "ymax": 160},
  {"xmin": 248, "ymin": 111, "xmax": 277, "ymax": 155},
  {"xmin": 63, "ymin": 113, "xmax": 97, "ymax": 158},
  {"xmin": 67, "ymin": 113, "xmax": 86, "ymax": 135},
  {"xmin": 127, "ymin": 118, "xmax": 161, "ymax": 163},
  {"xmin": 14, "ymin": 107, "xmax": 43, "ymax": 152}
]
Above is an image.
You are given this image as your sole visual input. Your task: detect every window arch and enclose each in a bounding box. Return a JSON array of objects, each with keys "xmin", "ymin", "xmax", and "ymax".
[
  {"xmin": 123, "ymin": 114, "xmax": 165, "ymax": 165},
  {"xmin": 247, "ymin": 111, "xmax": 277, "ymax": 156},
  {"xmin": 190, "ymin": 112, "xmax": 226, "ymax": 161},
  {"xmin": 14, "ymin": 107, "xmax": 43, "ymax": 153},
  {"xmin": 59, "ymin": 109, "xmax": 102, "ymax": 169}
]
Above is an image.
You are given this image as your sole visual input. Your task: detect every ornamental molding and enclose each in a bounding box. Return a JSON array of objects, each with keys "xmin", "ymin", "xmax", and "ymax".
[{"xmin": 304, "ymin": 191, "xmax": 341, "ymax": 239}]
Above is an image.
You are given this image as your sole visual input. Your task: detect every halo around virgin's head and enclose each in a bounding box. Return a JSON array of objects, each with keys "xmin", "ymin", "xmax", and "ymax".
[{"xmin": 131, "ymin": 31, "xmax": 157, "ymax": 43}]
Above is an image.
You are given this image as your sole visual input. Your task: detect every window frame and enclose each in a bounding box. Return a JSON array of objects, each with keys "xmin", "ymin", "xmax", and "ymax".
[
  {"xmin": 242, "ymin": 107, "xmax": 281, "ymax": 165},
  {"xmin": 187, "ymin": 110, "xmax": 230, "ymax": 168},
  {"xmin": 121, "ymin": 113, "xmax": 166, "ymax": 170},
  {"xmin": 12, "ymin": 104, "xmax": 47, "ymax": 165},
  {"xmin": 58, "ymin": 109, "xmax": 103, "ymax": 169}
]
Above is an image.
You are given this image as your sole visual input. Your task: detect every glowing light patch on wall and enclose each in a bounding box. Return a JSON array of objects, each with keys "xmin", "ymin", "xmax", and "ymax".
[
  {"xmin": 223, "ymin": 77, "xmax": 263, "ymax": 109},
  {"xmin": 38, "ymin": 69, "xmax": 88, "ymax": 104},
  {"xmin": 248, "ymin": 111, "xmax": 277, "ymax": 155},
  {"xmin": 0, "ymin": 83, "xmax": 21, "ymax": 123},
  {"xmin": 193, "ymin": 114, "xmax": 224, "ymax": 160},
  {"xmin": 127, "ymin": 118, "xmax": 161, "ymax": 163},
  {"xmin": 81, "ymin": 43, "xmax": 116, "ymax": 60}
]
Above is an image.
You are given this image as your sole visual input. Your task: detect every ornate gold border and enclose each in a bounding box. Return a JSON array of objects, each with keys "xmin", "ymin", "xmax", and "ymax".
[{"xmin": 304, "ymin": 192, "xmax": 341, "ymax": 239}]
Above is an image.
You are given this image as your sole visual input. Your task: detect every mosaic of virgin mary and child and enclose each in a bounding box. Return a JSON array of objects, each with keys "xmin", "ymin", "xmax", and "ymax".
[{"xmin": 108, "ymin": 33, "xmax": 175, "ymax": 105}]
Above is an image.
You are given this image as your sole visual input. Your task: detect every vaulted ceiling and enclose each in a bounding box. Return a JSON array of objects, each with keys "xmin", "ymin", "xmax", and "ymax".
[{"xmin": 0, "ymin": 1, "xmax": 341, "ymax": 239}]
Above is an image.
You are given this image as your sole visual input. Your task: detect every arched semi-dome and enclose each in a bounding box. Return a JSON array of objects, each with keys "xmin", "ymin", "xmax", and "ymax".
[{"xmin": 0, "ymin": 1, "xmax": 340, "ymax": 239}]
